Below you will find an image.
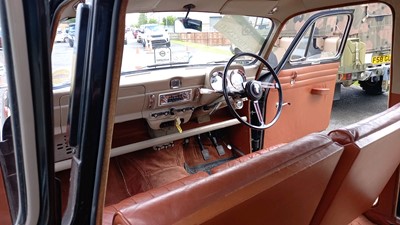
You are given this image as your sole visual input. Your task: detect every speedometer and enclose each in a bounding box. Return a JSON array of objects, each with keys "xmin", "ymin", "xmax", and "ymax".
[
  {"xmin": 210, "ymin": 71, "xmax": 223, "ymax": 91},
  {"xmin": 230, "ymin": 69, "xmax": 246, "ymax": 91}
]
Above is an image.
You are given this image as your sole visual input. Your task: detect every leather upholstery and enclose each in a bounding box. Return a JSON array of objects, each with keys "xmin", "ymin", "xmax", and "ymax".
[
  {"xmin": 112, "ymin": 133, "xmax": 343, "ymax": 225},
  {"xmin": 263, "ymin": 62, "xmax": 339, "ymax": 148},
  {"xmin": 328, "ymin": 103, "xmax": 400, "ymax": 145},
  {"xmin": 311, "ymin": 103, "xmax": 400, "ymax": 225},
  {"xmin": 116, "ymin": 142, "xmax": 188, "ymax": 195},
  {"xmin": 102, "ymin": 171, "xmax": 208, "ymax": 225}
]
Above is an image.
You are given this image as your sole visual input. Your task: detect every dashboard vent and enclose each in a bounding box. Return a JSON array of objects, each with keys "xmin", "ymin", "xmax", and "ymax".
[{"xmin": 54, "ymin": 134, "xmax": 74, "ymax": 162}]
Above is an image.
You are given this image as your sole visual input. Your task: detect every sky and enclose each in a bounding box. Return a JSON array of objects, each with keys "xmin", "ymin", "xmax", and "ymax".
[{"xmin": 125, "ymin": 12, "xmax": 222, "ymax": 28}]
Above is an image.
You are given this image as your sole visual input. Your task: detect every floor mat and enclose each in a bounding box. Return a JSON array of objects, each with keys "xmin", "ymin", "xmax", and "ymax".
[
  {"xmin": 184, "ymin": 157, "xmax": 234, "ymax": 174},
  {"xmin": 183, "ymin": 135, "xmax": 236, "ymax": 173}
]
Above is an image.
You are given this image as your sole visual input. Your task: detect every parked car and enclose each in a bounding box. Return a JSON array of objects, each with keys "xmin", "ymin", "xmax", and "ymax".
[
  {"xmin": 132, "ymin": 28, "xmax": 138, "ymax": 39},
  {"xmin": 140, "ymin": 24, "xmax": 170, "ymax": 48},
  {"xmin": 54, "ymin": 28, "xmax": 69, "ymax": 43},
  {"xmin": 137, "ymin": 24, "xmax": 170, "ymax": 48},
  {"xmin": 67, "ymin": 23, "xmax": 75, "ymax": 47},
  {"xmin": 0, "ymin": 1, "xmax": 399, "ymax": 225}
]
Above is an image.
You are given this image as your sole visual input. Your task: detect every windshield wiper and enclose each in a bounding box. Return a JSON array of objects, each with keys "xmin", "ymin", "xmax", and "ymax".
[
  {"xmin": 207, "ymin": 58, "xmax": 254, "ymax": 65},
  {"xmin": 147, "ymin": 61, "xmax": 189, "ymax": 68},
  {"xmin": 207, "ymin": 60, "xmax": 228, "ymax": 64}
]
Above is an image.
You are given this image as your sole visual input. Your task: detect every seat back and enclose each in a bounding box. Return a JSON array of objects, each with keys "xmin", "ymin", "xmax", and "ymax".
[
  {"xmin": 311, "ymin": 103, "xmax": 400, "ymax": 225},
  {"xmin": 113, "ymin": 133, "xmax": 343, "ymax": 225}
]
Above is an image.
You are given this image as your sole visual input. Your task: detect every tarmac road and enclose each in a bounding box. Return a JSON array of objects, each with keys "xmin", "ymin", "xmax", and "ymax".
[{"xmin": 327, "ymin": 85, "xmax": 388, "ymax": 131}]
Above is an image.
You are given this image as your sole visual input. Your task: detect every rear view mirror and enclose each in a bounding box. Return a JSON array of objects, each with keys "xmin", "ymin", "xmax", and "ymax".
[{"xmin": 181, "ymin": 18, "xmax": 202, "ymax": 31}]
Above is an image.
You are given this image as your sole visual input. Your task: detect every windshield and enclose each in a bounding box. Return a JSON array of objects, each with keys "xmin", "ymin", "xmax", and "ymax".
[
  {"xmin": 146, "ymin": 25, "xmax": 162, "ymax": 32},
  {"xmin": 50, "ymin": 13, "xmax": 272, "ymax": 88},
  {"xmin": 121, "ymin": 12, "xmax": 272, "ymax": 73}
]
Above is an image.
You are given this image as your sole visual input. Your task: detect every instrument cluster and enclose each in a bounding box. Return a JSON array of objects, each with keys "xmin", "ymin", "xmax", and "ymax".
[{"xmin": 209, "ymin": 69, "xmax": 246, "ymax": 92}]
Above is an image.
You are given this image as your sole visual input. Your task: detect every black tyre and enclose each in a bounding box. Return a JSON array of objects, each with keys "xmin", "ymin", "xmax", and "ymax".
[
  {"xmin": 166, "ymin": 42, "xmax": 171, "ymax": 47},
  {"xmin": 359, "ymin": 76, "xmax": 383, "ymax": 95},
  {"xmin": 124, "ymin": 39, "xmax": 127, "ymax": 45},
  {"xmin": 68, "ymin": 39, "xmax": 74, "ymax": 48}
]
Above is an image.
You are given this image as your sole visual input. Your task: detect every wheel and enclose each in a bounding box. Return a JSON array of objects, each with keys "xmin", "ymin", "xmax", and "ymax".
[
  {"xmin": 166, "ymin": 42, "xmax": 171, "ymax": 47},
  {"xmin": 359, "ymin": 76, "xmax": 383, "ymax": 95},
  {"xmin": 68, "ymin": 39, "xmax": 74, "ymax": 48},
  {"xmin": 222, "ymin": 52, "xmax": 283, "ymax": 130},
  {"xmin": 142, "ymin": 40, "xmax": 146, "ymax": 48},
  {"xmin": 124, "ymin": 39, "xmax": 127, "ymax": 45},
  {"xmin": 64, "ymin": 37, "xmax": 69, "ymax": 43}
]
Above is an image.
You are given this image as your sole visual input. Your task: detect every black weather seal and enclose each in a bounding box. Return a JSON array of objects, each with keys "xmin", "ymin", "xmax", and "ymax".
[
  {"xmin": 22, "ymin": 0, "xmax": 59, "ymax": 224},
  {"xmin": 0, "ymin": 1, "xmax": 27, "ymax": 223}
]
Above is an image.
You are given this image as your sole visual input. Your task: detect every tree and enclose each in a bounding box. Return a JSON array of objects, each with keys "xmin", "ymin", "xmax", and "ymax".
[
  {"xmin": 162, "ymin": 16, "xmax": 176, "ymax": 26},
  {"xmin": 148, "ymin": 18, "xmax": 158, "ymax": 24},
  {"xmin": 137, "ymin": 13, "xmax": 148, "ymax": 26}
]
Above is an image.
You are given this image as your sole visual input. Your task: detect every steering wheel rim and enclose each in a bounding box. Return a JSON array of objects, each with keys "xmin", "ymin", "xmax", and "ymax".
[{"xmin": 222, "ymin": 52, "xmax": 283, "ymax": 130}]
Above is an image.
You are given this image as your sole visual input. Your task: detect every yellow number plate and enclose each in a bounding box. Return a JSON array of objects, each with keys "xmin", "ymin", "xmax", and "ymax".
[{"xmin": 372, "ymin": 55, "xmax": 391, "ymax": 64}]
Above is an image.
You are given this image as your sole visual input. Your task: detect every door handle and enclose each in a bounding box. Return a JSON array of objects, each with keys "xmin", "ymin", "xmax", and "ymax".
[{"xmin": 311, "ymin": 87, "xmax": 330, "ymax": 95}]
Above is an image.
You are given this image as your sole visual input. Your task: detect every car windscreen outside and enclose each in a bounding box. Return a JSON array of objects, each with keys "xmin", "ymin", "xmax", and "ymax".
[
  {"xmin": 50, "ymin": 13, "xmax": 272, "ymax": 88},
  {"xmin": 121, "ymin": 12, "xmax": 272, "ymax": 73}
]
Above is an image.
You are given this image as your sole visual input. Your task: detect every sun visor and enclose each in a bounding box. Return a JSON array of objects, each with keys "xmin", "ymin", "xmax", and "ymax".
[{"xmin": 220, "ymin": 0, "xmax": 278, "ymax": 16}]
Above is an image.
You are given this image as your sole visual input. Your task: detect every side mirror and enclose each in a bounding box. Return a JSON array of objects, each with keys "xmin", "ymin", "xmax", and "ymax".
[{"xmin": 181, "ymin": 18, "xmax": 202, "ymax": 31}]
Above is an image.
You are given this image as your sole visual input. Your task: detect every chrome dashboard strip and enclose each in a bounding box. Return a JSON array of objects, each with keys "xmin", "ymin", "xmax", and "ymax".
[{"xmin": 55, "ymin": 116, "xmax": 247, "ymax": 172}]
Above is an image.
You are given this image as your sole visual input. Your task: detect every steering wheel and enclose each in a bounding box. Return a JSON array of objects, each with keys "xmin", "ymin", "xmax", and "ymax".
[{"xmin": 222, "ymin": 52, "xmax": 283, "ymax": 130}]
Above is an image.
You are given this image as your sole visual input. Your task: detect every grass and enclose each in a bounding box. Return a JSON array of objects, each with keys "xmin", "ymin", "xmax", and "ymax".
[{"xmin": 171, "ymin": 40, "xmax": 232, "ymax": 56}]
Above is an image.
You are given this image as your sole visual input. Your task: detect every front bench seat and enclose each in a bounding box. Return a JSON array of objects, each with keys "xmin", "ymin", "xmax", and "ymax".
[
  {"xmin": 102, "ymin": 171, "xmax": 209, "ymax": 225},
  {"xmin": 112, "ymin": 133, "xmax": 343, "ymax": 225},
  {"xmin": 311, "ymin": 103, "xmax": 400, "ymax": 225}
]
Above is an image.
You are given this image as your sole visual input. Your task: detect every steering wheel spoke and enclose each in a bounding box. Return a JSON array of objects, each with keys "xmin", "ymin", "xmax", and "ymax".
[
  {"xmin": 259, "ymin": 81, "xmax": 279, "ymax": 89},
  {"xmin": 252, "ymin": 101, "xmax": 265, "ymax": 125}
]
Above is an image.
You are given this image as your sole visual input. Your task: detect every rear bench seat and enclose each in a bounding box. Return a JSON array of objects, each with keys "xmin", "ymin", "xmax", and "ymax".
[
  {"xmin": 110, "ymin": 133, "xmax": 343, "ymax": 225},
  {"xmin": 311, "ymin": 103, "xmax": 400, "ymax": 225}
]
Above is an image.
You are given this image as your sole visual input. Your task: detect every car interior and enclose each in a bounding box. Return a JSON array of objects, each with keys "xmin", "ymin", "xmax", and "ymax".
[{"xmin": 0, "ymin": 0, "xmax": 399, "ymax": 224}]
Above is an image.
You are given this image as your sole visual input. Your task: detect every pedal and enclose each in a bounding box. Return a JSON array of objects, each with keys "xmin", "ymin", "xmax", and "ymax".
[
  {"xmin": 153, "ymin": 142, "xmax": 174, "ymax": 151},
  {"xmin": 208, "ymin": 132, "xmax": 225, "ymax": 156},
  {"xmin": 196, "ymin": 134, "xmax": 210, "ymax": 161}
]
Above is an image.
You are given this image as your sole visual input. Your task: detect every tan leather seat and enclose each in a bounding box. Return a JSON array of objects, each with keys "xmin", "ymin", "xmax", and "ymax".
[
  {"xmin": 102, "ymin": 171, "xmax": 209, "ymax": 225},
  {"xmin": 311, "ymin": 103, "xmax": 400, "ymax": 225},
  {"xmin": 112, "ymin": 133, "xmax": 343, "ymax": 225}
]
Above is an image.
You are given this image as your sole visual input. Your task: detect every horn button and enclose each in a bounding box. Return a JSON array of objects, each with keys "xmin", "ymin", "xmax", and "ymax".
[{"xmin": 245, "ymin": 80, "xmax": 263, "ymax": 101}]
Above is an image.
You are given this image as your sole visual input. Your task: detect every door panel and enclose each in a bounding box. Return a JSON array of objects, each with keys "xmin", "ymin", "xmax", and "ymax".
[{"xmin": 263, "ymin": 63, "xmax": 338, "ymax": 148}]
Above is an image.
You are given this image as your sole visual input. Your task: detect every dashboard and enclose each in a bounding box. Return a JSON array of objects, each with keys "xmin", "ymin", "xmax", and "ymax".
[
  {"xmin": 54, "ymin": 64, "xmax": 252, "ymax": 133},
  {"xmin": 53, "ymin": 64, "xmax": 256, "ymax": 169}
]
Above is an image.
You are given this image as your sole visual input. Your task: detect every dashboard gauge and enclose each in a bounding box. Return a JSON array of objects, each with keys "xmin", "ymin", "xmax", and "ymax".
[
  {"xmin": 210, "ymin": 71, "xmax": 223, "ymax": 91},
  {"xmin": 229, "ymin": 69, "xmax": 246, "ymax": 91}
]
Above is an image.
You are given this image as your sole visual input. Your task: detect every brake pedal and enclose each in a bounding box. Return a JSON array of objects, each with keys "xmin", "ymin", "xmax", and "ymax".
[{"xmin": 208, "ymin": 132, "xmax": 225, "ymax": 156}]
